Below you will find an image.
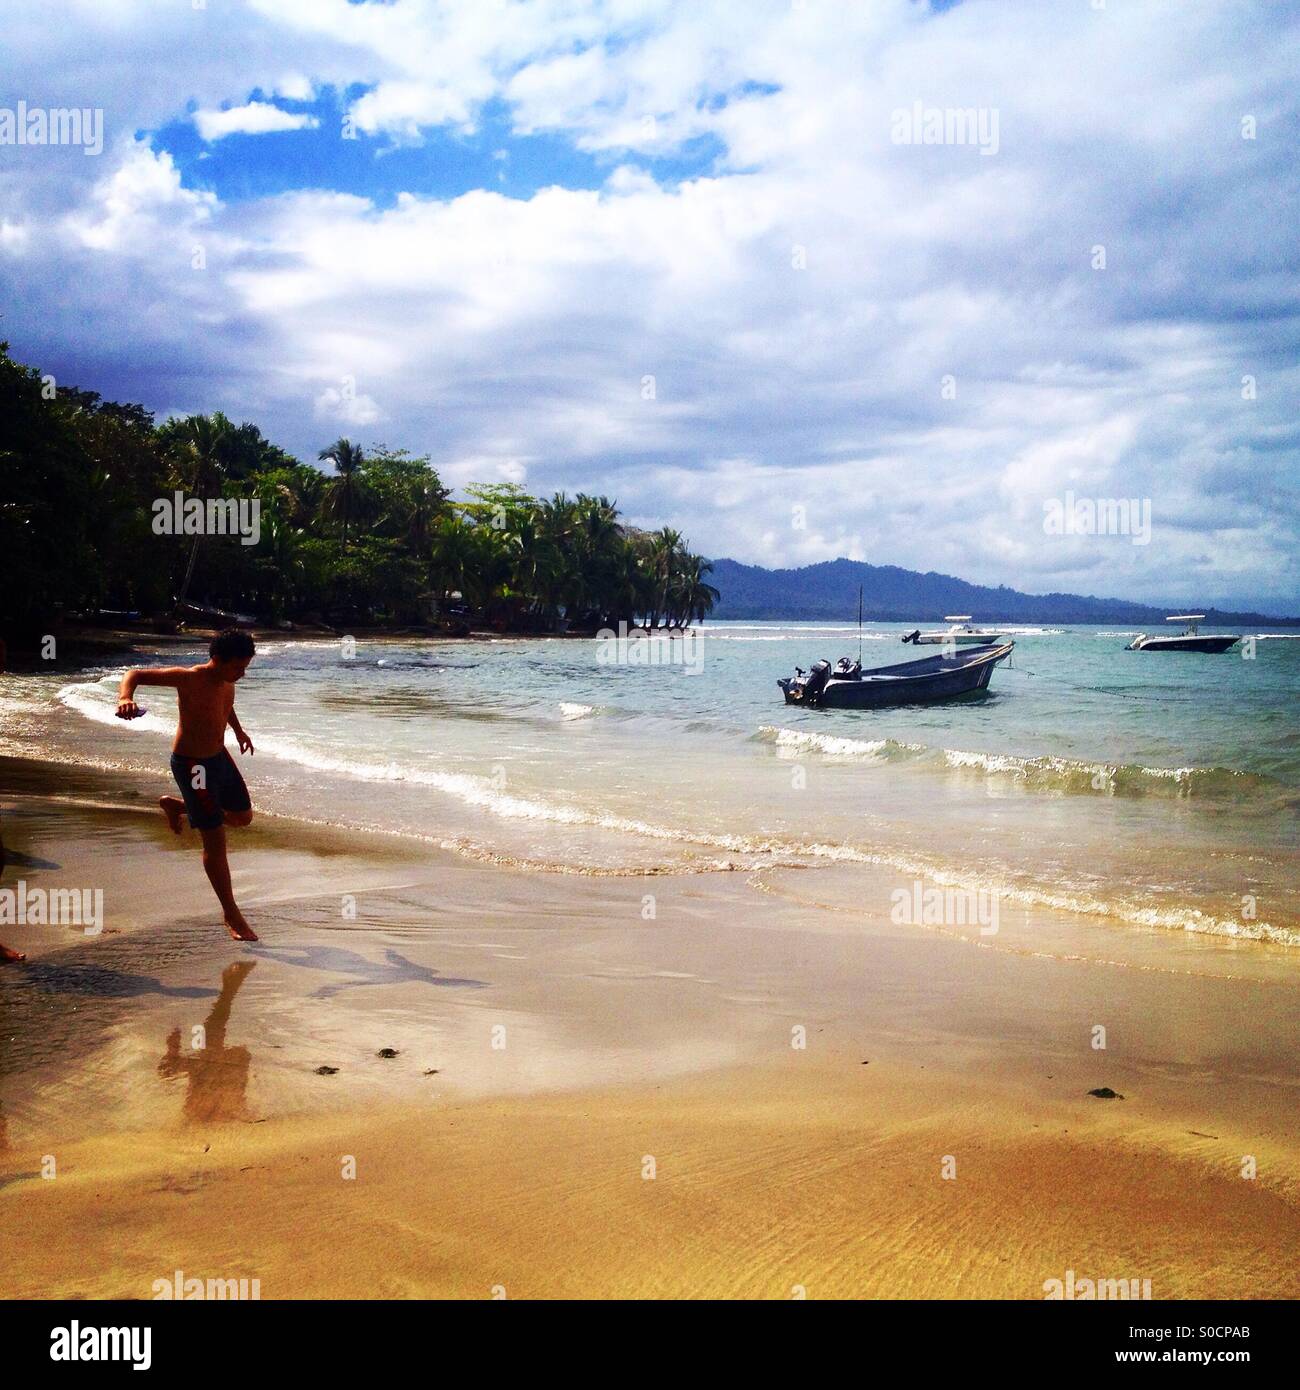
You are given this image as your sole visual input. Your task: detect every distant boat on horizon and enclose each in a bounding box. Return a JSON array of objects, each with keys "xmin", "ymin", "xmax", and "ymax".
[
  {"xmin": 901, "ymin": 616, "xmax": 1005, "ymax": 646},
  {"xmin": 1126, "ymin": 615, "xmax": 1240, "ymax": 653}
]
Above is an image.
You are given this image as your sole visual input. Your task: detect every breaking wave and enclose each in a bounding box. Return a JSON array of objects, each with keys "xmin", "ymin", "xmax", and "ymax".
[{"xmin": 757, "ymin": 724, "xmax": 1279, "ymax": 800}]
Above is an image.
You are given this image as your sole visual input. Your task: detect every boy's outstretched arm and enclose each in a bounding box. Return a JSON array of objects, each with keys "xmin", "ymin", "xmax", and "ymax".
[
  {"xmin": 116, "ymin": 666, "xmax": 188, "ymax": 719},
  {"xmin": 228, "ymin": 706, "xmax": 254, "ymax": 755}
]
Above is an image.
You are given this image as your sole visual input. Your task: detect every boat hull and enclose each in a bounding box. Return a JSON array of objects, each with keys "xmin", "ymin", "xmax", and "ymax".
[
  {"xmin": 1127, "ymin": 635, "xmax": 1240, "ymax": 653},
  {"xmin": 779, "ymin": 642, "xmax": 1014, "ymax": 708},
  {"xmin": 903, "ymin": 627, "xmax": 1004, "ymax": 645}
]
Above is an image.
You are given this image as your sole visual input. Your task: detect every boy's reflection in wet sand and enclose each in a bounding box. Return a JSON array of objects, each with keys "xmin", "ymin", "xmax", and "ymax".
[
  {"xmin": 1, "ymin": 814, "xmax": 28, "ymax": 964},
  {"xmin": 158, "ymin": 961, "xmax": 255, "ymax": 1123}
]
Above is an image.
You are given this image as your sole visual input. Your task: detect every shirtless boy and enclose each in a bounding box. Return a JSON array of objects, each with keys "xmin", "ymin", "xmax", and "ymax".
[{"xmin": 117, "ymin": 629, "xmax": 259, "ymax": 941}]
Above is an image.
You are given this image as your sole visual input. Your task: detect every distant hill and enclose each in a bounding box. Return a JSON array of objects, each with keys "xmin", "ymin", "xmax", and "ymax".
[{"xmin": 705, "ymin": 557, "xmax": 1300, "ymax": 627}]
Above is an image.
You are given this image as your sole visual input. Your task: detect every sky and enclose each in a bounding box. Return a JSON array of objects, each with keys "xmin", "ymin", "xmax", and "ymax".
[{"xmin": 1, "ymin": 0, "xmax": 1297, "ymax": 610}]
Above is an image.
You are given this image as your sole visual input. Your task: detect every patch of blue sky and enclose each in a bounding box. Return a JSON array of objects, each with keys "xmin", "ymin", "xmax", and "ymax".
[
  {"xmin": 148, "ymin": 90, "xmax": 730, "ymax": 208},
  {"xmin": 699, "ymin": 80, "xmax": 781, "ymax": 113}
]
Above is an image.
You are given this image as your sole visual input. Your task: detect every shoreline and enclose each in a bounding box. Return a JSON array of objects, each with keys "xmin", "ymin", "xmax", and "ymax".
[
  {"xmin": 0, "ymin": 621, "xmax": 696, "ymax": 672},
  {"xmin": 15, "ymin": 636, "xmax": 1299, "ymax": 957},
  {"xmin": 3, "ymin": 753, "xmax": 1300, "ymax": 1297},
  {"xmin": 5, "ymin": 748, "xmax": 1298, "ymax": 975}
]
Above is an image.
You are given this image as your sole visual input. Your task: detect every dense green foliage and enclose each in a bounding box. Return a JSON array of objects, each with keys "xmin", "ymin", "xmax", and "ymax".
[{"xmin": 0, "ymin": 344, "xmax": 717, "ymax": 642}]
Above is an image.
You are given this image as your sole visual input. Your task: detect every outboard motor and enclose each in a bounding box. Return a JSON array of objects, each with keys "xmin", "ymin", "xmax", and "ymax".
[
  {"xmin": 901, "ymin": 629, "xmax": 921, "ymax": 645},
  {"xmin": 804, "ymin": 659, "xmax": 832, "ymax": 706}
]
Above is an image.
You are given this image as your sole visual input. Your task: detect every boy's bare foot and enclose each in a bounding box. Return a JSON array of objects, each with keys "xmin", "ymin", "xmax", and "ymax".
[
  {"xmin": 159, "ymin": 796, "xmax": 185, "ymax": 835},
  {"xmin": 226, "ymin": 914, "xmax": 259, "ymax": 943},
  {"xmin": 1, "ymin": 944, "xmax": 27, "ymax": 964}
]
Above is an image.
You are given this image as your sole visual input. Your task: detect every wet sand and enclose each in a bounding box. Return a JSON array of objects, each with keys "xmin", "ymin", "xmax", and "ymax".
[{"xmin": 2, "ymin": 754, "xmax": 1298, "ymax": 1298}]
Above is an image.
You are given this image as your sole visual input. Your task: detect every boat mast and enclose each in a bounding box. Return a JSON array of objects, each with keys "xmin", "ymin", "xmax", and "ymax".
[{"xmin": 858, "ymin": 585, "xmax": 863, "ymax": 663}]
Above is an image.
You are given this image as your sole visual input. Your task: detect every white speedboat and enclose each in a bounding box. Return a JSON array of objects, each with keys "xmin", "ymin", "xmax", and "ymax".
[
  {"xmin": 902, "ymin": 616, "xmax": 1004, "ymax": 646},
  {"xmin": 1126, "ymin": 615, "xmax": 1239, "ymax": 653}
]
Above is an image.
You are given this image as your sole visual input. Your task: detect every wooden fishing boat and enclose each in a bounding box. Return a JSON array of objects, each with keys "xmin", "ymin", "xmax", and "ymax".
[{"xmin": 778, "ymin": 641, "xmax": 1015, "ymax": 709}]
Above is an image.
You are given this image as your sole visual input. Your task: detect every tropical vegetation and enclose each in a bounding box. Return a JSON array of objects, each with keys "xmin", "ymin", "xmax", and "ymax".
[{"xmin": 0, "ymin": 343, "xmax": 718, "ymax": 644}]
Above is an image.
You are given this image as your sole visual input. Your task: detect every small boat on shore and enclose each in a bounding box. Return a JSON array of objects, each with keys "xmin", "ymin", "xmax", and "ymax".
[
  {"xmin": 1126, "ymin": 616, "xmax": 1239, "ymax": 653},
  {"xmin": 902, "ymin": 615, "xmax": 1004, "ymax": 646},
  {"xmin": 177, "ymin": 602, "xmax": 258, "ymax": 629},
  {"xmin": 779, "ymin": 641, "xmax": 1015, "ymax": 709}
]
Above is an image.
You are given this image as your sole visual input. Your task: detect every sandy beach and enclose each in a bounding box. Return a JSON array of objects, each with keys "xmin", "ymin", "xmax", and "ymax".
[
  {"xmin": 6, "ymin": 0, "xmax": 1300, "ymax": 1334},
  {"xmin": 3, "ymin": 752, "xmax": 1298, "ymax": 1300}
]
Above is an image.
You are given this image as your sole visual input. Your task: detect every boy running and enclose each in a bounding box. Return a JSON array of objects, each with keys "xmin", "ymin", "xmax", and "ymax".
[{"xmin": 116, "ymin": 629, "xmax": 259, "ymax": 941}]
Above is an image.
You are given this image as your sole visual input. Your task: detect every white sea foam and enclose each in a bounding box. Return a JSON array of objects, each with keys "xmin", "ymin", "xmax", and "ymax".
[
  {"xmin": 699, "ymin": 631, "xmax": 889, "ymax": 642},
  {"xmin": 757, "ymin": 726, "xmax": 923, "ymax": 761},
  {"xmin": 58, "ymin": 676, "xmax": 173, "ymax": 737},
  {"xmin": 704, "ymin": 624, "xmax": 868, "ymax": 633},
  {"xmin": 760, "ymin": 726, "xmax": 1256, "ymax": 797},
  {"xmin": 939, "ymin": 747, "xmax": 1262, "ymax": 796},
  {"xmin": 251, "ymin": 735, "xmax": 1295, "ymax": 942}
]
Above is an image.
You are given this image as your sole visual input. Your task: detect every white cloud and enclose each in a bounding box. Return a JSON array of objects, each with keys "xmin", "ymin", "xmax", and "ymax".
[
  {"xmin": 0, "ymin": 220, "xmax": 30, "ymax": 253},
  {"xmin": 314, "ymin": 383, "xmax": 382, "ymax": 427},
  {"xmin": 64, "ymin": 142, "xmax": 216, "ymax": 252},
  {"xmin": 275, "ymin": 73, "xmax": 314, "ymax": 102},
  {"xmin": 194, "ymin": 101, "xmax": 319, "ymax": 141}
]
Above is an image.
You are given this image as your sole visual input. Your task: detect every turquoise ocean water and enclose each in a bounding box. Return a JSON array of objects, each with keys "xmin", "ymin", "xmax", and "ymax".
[{"xmin": 3, "ymin": 620, "xmax": 1297, "ymax": 949}]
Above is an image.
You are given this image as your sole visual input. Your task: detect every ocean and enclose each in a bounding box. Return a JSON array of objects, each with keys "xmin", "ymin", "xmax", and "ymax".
[{"xmin": 3, "ymin": 621, "xmax": 1297, "ymax": 952}]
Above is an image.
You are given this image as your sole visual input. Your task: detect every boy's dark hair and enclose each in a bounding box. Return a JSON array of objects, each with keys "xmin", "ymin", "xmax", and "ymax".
[{"xmin": 210, "ymin": 629, "xmax": 256, "ymax": 662}]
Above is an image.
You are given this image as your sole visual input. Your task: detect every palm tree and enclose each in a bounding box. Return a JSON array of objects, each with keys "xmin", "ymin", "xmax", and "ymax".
[
  {"xmin": 175, "ymin": 412, "xmax": 233, "ymax": 607},
  {"xmin": 571, "ymin": 494, "xmax": 624, "ymax": 626},
  {"xmin": 538, "ymin": 492, "xmax": 581, "ymax": 620},
  {"xmin": 677, "ymin": 554, "xmax": 720, "ymax": 626},
  {"xmin": 430, "ymin": 514, "xmax": 495, "ymax": 612},
  {"xmin": 400, "ymin": 478, "xmax": 447, "ymax": 554},
  {"xmin": 505, "ymin": 509, "xmax": 565, "ymax": 629},
  {"xmin": 317, "ymin": 438, "xmax": 367, "ymax": 550},
  {"xmin": 252, "ymin": 471, "xmax": 312, "ymax": 617},
  {"xmin": 645, "ymin": 527, "xmax": 683, "ymax": 629}
]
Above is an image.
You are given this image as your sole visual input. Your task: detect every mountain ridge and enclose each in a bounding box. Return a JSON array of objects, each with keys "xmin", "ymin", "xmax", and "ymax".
[{"xmin": 705, "ymin": 557, "xmax": 1300, "ymax": 626}]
